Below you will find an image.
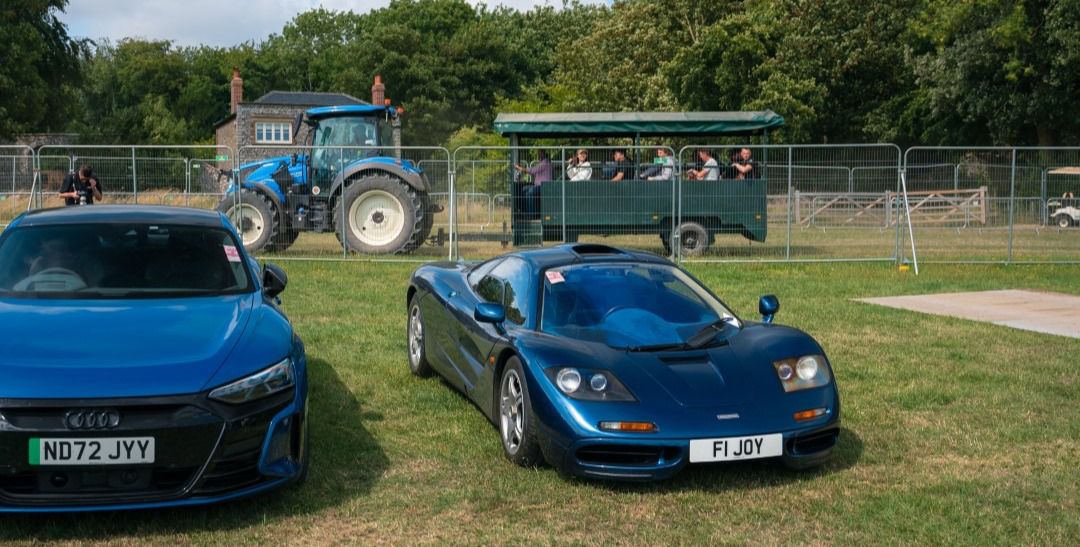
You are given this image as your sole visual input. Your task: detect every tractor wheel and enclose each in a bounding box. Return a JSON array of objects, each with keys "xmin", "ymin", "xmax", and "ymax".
[
  {"xmin": 1056, "ymin": 214, "xmax": 1073, "ymax": 229},
  {"xmin": 336, "ymin": 175, "xmax": 426, "ymax": 254},
  {"xmin": 217, "ymin": 189, "xmax": 279, "ymax": 253}
]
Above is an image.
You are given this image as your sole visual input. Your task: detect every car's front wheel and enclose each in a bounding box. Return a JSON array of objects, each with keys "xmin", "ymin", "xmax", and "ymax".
[
  {"xmin": 407, "ymin": 300, "xmax": 433, "ymax": 377},
  {"xmin": 499, "ymin": 357, "xmax": 543, "ymax": 467}
]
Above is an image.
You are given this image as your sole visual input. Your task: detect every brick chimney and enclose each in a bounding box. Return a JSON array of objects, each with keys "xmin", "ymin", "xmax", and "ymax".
[
  {"xmin": 230, "ymin": 67, "xmax": 243, "ymax": 114},
  {"xmin": 371, "ymin": 74, "xmax": 385, "ymax": 106}
]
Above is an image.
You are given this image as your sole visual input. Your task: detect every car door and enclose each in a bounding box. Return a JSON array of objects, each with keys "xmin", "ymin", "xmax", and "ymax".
[
  {"xmin": 426, "ymin": 259, "xmax": 502, "ymax": 389},
  {"xmin": 457, "ymin": 258, "xmax": 534, "ymax": 393}
]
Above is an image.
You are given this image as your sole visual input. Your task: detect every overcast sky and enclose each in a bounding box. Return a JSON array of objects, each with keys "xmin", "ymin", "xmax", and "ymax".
[{"xmin": 60, "ymin": 0, "xmax": 607, "ymax": 47}]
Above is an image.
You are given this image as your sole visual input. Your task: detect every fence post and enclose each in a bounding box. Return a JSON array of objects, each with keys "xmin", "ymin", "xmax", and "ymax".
[
  {"xmin": 131, "ymin": 147, "xmax": 138, "ymax": 204},
  {"xmin": 1040, "ymin": 167, "xmax": 1048, "ymax": 225},
  {"xmin": 675, "ymin": 148, "xmax": 683, "ymax": 263},
  {"xmin": 448, "ymin": 150, "xmax": 456, "ymax": 261},
  {"xmin": 785, "ymin": 146, "xmax": 793, "ymax": 261},
  {"xmin": 184, "ymin": 158, "xmax": 192, "ymax": 207},
  {"xmin": 899, "ymin": 166, "xmax": 920, "ymax": 275},
  {"xmin": 1007, "ymin": 148, "xmax": 1017, "ymax": 264}
]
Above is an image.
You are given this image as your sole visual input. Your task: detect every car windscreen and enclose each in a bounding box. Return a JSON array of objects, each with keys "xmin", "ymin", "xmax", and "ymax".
[
  {"xmin": 540, "ymin": 263, "xmax": 737, "ymax": 349},
  {"xmin": 0, "ymin": 223, "xmax": 254, "ymax": 299}
]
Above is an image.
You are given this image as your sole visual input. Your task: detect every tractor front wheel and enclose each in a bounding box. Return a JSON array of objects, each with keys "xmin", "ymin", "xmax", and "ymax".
[
  {"xmin": 336, "ymin": 176, "xmax": 426, "ymax": 254},
  {"xmin": 218, "ymin": 189, "xmax": 279, "ymax": 253}
]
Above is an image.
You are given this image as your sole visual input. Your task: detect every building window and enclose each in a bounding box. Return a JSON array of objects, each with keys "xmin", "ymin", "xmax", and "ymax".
[{"xmin": 255, "ymin": 121, "xmax": 292, "ymax": 144}]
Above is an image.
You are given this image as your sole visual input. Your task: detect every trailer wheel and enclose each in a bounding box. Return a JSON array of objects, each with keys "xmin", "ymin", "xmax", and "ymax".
[
  {"xmin": 670, "ymin": 221, "xmax": 710, "ymax": 257},
  {"xmin": 217, "ymin": 189, "xmax": 279, "ymax": 253},
  {"xmin": 1056, "ymin": 214, "xmax": 1073, "ymax": 229},
  {"xmin": 336, "ymin": 175, "xmax": 426, "ymax": 254}
]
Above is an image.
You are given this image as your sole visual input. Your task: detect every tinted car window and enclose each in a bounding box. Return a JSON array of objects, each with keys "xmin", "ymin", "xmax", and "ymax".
[
  {"xmin": 475, "ymin": 275, "xmax": 504, "ymax": 304},
  {"xmin": 490, "ymin": 258, "xmax": 531, "ymax": 325},
  {"xmin": 468, "ymin": 258, "xmax": 503, "ymax": 288},
  {"xmin": 0, "ymin": 223, "xmax": 253, "ymax": 298}
]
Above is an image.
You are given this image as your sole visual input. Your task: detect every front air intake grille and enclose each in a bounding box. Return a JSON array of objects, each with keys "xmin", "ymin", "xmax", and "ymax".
[{"xmin": 576, "ymin": 445, "xmax": 681, "ymax": 467}]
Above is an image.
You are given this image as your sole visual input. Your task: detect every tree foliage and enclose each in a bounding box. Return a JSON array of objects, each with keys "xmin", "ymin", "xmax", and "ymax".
[{"xmin": 5, "ymin": 0, "xmax": 1079, "ymax": 146}]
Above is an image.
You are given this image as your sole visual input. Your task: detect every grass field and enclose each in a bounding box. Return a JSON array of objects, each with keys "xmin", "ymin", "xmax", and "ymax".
[{"xmin": 2, "ymin": 260, "xmax": 1078, "ymax": 544}]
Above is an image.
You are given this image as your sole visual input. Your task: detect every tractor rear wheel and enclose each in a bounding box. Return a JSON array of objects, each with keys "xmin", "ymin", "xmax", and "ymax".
[
  {"xmin": 336, "ymin": 175, "xmax": 427, "ymax": 254},
  {"xmin": 218, "ymin": 189, "xmax": 279, "ymax": 253}
]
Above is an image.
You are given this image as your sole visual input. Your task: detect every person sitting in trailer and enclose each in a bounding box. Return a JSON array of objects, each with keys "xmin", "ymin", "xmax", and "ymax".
[
  {"xmin": 566, "ymin": 149, "xmax": 592, "ymax": 181},
  {"xmin": 686, "ymin": 149, "xmax": 720, "ymax": 181},
  {"xmin": 639, "ymin": 147, "xmax": 674, "ymax": 181},
  {"xmin": 731, "ymin": 147, "xmax": 759, "ymax": 179},
  {"xmin": 604, "ymin": 149, "xmax": 635, "ymax": 182}
]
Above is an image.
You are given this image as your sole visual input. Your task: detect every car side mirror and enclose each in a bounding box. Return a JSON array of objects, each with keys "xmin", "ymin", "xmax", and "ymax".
[
  {"xmin": 263, "ymin": 262, "xmax": 288, "ymax": 298},
  {"xmin": 759, "ymin": 294, "xmax": 779, "ymax": 324},
  {"xmin": 474, "ymin": 302, "xmax": 505, "ymax": 324}
]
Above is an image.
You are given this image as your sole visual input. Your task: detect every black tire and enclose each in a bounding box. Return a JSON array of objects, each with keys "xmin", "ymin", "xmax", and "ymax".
[
  {"xmin": 419, "ymin": 193, "xmax": 435, "ymax": 244},
  {"xmin": 217, "ymin": 189, "xmax": 279, "ymax": 253},
  {"xmin": 669, "ymin": 221, "xmax": 710, "ymax": 257},
  {"xmin": 271, "ymin": 227, "xmax": 301, "ymax": 253},
  {"xmin": 407, "ymin": 299, "xmax": 433, "ymax": 377},
  {"xmin": 498, "ymin": 357, "xmax": 544, "ymax": 467},
  {"xmin": 335, "ymin": 175, "xmax": 427, "ymax": 254}
]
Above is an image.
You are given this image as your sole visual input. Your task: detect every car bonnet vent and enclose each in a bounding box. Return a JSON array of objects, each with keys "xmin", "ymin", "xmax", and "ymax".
[{"xmin": 571, "ymin": 244, "xmax": 625, "ymax": 256}]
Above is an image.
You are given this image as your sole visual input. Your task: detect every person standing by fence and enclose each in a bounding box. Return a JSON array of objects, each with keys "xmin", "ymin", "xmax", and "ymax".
[{"xmin": 59, "ymin": 165, "xmax": 103, "ymax": 206}]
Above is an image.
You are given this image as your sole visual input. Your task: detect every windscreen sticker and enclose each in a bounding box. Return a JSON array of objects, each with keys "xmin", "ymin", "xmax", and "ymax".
[
  {"xmin": 223, "ymin": 245, "xmax": 241, "ymax": 262},
  {"xmin": 545, "ymin": 271, "xmax": 565, "ymax": 284}
]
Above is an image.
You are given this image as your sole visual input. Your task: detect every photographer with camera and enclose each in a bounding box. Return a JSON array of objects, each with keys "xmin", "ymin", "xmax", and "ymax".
[{"xmin": 59, "ymin": 165, "xmax": 103, "ymax": 206}]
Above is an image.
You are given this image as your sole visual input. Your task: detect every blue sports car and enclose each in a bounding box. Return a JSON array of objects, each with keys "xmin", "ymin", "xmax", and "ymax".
[
  {"xmin": 407, "ymin": 244, "xmax": 839, "ymax": 480},
  {"xmin": 0, "ymin": 206, "xmax": 308, "ymax": 512}
]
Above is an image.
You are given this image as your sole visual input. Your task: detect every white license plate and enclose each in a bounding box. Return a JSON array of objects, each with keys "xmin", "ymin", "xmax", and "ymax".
[
  {"xmin": 29, "ymin": 437, "xmax": 155, "ymax": 466},
  {"xmin": 689, "ymin": 433, "xmax": 783, "ymax": 463}
]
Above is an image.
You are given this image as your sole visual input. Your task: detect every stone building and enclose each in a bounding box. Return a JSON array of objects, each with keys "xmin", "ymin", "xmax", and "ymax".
[{"xmin": 213, "ymin": 68, "xmax": 372, "ymax": 162}]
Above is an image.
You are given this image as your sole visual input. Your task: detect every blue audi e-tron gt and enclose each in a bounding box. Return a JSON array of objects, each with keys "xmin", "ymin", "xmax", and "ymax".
[
  {"xmin": 0, "ymin": 206, "xmax": 308, "ymax": 512},
  {"xmin": 407, "ymin": 244, "xmax": 839, "ymax": 480}
]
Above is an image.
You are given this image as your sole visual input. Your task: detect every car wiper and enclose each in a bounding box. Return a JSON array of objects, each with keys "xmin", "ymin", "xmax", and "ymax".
[{"xmin": 684, "ymin": 318, "xmax": 736, "ymax": 349}]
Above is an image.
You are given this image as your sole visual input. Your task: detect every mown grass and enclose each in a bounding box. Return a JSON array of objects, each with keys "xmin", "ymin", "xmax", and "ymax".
[{"xmin": 2, "ymin": 262, "xmax": 1078, "ymax": 545}]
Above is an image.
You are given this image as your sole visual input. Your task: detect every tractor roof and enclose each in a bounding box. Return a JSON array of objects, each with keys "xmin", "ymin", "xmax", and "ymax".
[{"xmin": 306, "ymin": 105, "xmax": 393, "ymax": 119}]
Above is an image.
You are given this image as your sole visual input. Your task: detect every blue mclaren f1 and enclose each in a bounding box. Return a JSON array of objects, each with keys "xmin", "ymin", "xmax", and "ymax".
[{"xmin": 406, "ymin": 244, "xmax": 839, "ymax": 480}]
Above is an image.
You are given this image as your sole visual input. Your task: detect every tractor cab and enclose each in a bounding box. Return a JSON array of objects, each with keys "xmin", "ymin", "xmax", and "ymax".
[{"xmin": 299, "ymin": 105, "xmax": 400, "ymax": 190}]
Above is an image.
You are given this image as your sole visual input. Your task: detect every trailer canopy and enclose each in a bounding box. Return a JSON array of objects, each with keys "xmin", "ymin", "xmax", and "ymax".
[{"xmin": 494, "ymin": 111, "xmax": 784, "ymax": 138}]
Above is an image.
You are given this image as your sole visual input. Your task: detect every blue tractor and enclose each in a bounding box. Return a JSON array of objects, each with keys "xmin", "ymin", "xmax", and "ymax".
[{"xmin": 217, "ymin": 105, "xmax": 436, "ymax": 254}]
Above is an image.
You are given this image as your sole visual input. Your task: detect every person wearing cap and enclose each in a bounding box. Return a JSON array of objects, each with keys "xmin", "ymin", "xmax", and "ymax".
[{"xmin": 59, "ymin": 165, "xmax": 103, "ymax": 206}]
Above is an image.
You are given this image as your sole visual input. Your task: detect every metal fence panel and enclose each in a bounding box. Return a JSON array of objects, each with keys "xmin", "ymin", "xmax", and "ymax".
[
  {"xmin": 234, "ymin": 145, "xmax": 451, "ymax": 260},
  {"xmin": 32, "ymin": 145, "xmax": 233, "ymax": 212},
  {"xmin": 452, "ymin": 146, "xmax": 681, "ymax": 260},
  {"xmin": 0, "ymin": 145, "xmax": 36, "ymax": 227},
  {"xmin": 677, "ymin": 144, "xmax": 903, "ymax": 263},
  {"xmin": 903, "ymin": 147, "xmax": 1080, "ymax": 263}
]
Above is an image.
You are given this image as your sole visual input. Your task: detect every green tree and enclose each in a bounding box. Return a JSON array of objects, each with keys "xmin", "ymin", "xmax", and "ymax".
[{"xmin": 0, "ymin": 0, "xmax": 87, "ymax": 140}]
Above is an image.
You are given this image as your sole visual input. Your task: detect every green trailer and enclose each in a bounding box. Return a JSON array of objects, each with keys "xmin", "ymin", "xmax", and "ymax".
[{"xmin": 493, "ymin": 111, "xmax": 784, "ymax": 255}]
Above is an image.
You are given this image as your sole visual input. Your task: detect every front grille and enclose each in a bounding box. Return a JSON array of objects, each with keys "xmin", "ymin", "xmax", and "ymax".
[
  {"xmin": 0, "ymin": 402, "xmax": 222, "ymax": 505},
  {"xmin": 576, "ymin": 445, "xmax": 681, "ymax": 467}
]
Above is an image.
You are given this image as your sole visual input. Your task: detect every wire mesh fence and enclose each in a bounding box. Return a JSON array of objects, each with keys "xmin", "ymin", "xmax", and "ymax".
[
  {"xmin": 903, "ymin": 147, "xmax": 1080, "ymax": 263},
  {"xmin": 0, "ymin": 146, "xmax": 36, "ymax": 227},
  {"xmin": 15, "ymin": 143, "xmax": 1080, "ymax": 266},
  {"xmin": 233, "ymin": 145, "xmax": 451, "ymax": 260},
  {"xmin": 33, "ymin": 145, "xmax": 233, "ymax": 212}
]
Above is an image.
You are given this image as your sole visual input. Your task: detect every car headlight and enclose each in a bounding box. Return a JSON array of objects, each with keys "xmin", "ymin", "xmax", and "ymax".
[
  {"xmin": 544, "ymin": 367, "xmax": 636, "ymax": 402},
  {"xmin": 773, "ymin": 355, "xmax": 831, "ymax": 392},
  {"xmin": 209, "ymin": 358, "xmax": 295, "ymax": 404}
]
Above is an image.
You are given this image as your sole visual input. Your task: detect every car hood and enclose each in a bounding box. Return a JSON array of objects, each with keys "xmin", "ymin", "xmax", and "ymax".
[
  {"xmin": 0, "ymin": 294, "xmax": 258, "ymax": 399},
  {"xmin": 519, "ymin": 324, "xmax": 824, "ymax": 408}
]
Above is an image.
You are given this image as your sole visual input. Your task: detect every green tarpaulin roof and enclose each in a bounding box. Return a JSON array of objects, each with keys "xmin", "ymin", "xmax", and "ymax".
[{"xmin": 494, "ymin": 111, "xmax": 784, "ymax": 137}]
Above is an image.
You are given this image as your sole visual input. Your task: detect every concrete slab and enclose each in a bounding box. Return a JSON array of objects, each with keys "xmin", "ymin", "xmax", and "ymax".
[{"xmin": 858, "ymin": 289, "xmax": 1080, "ymax": 339}]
